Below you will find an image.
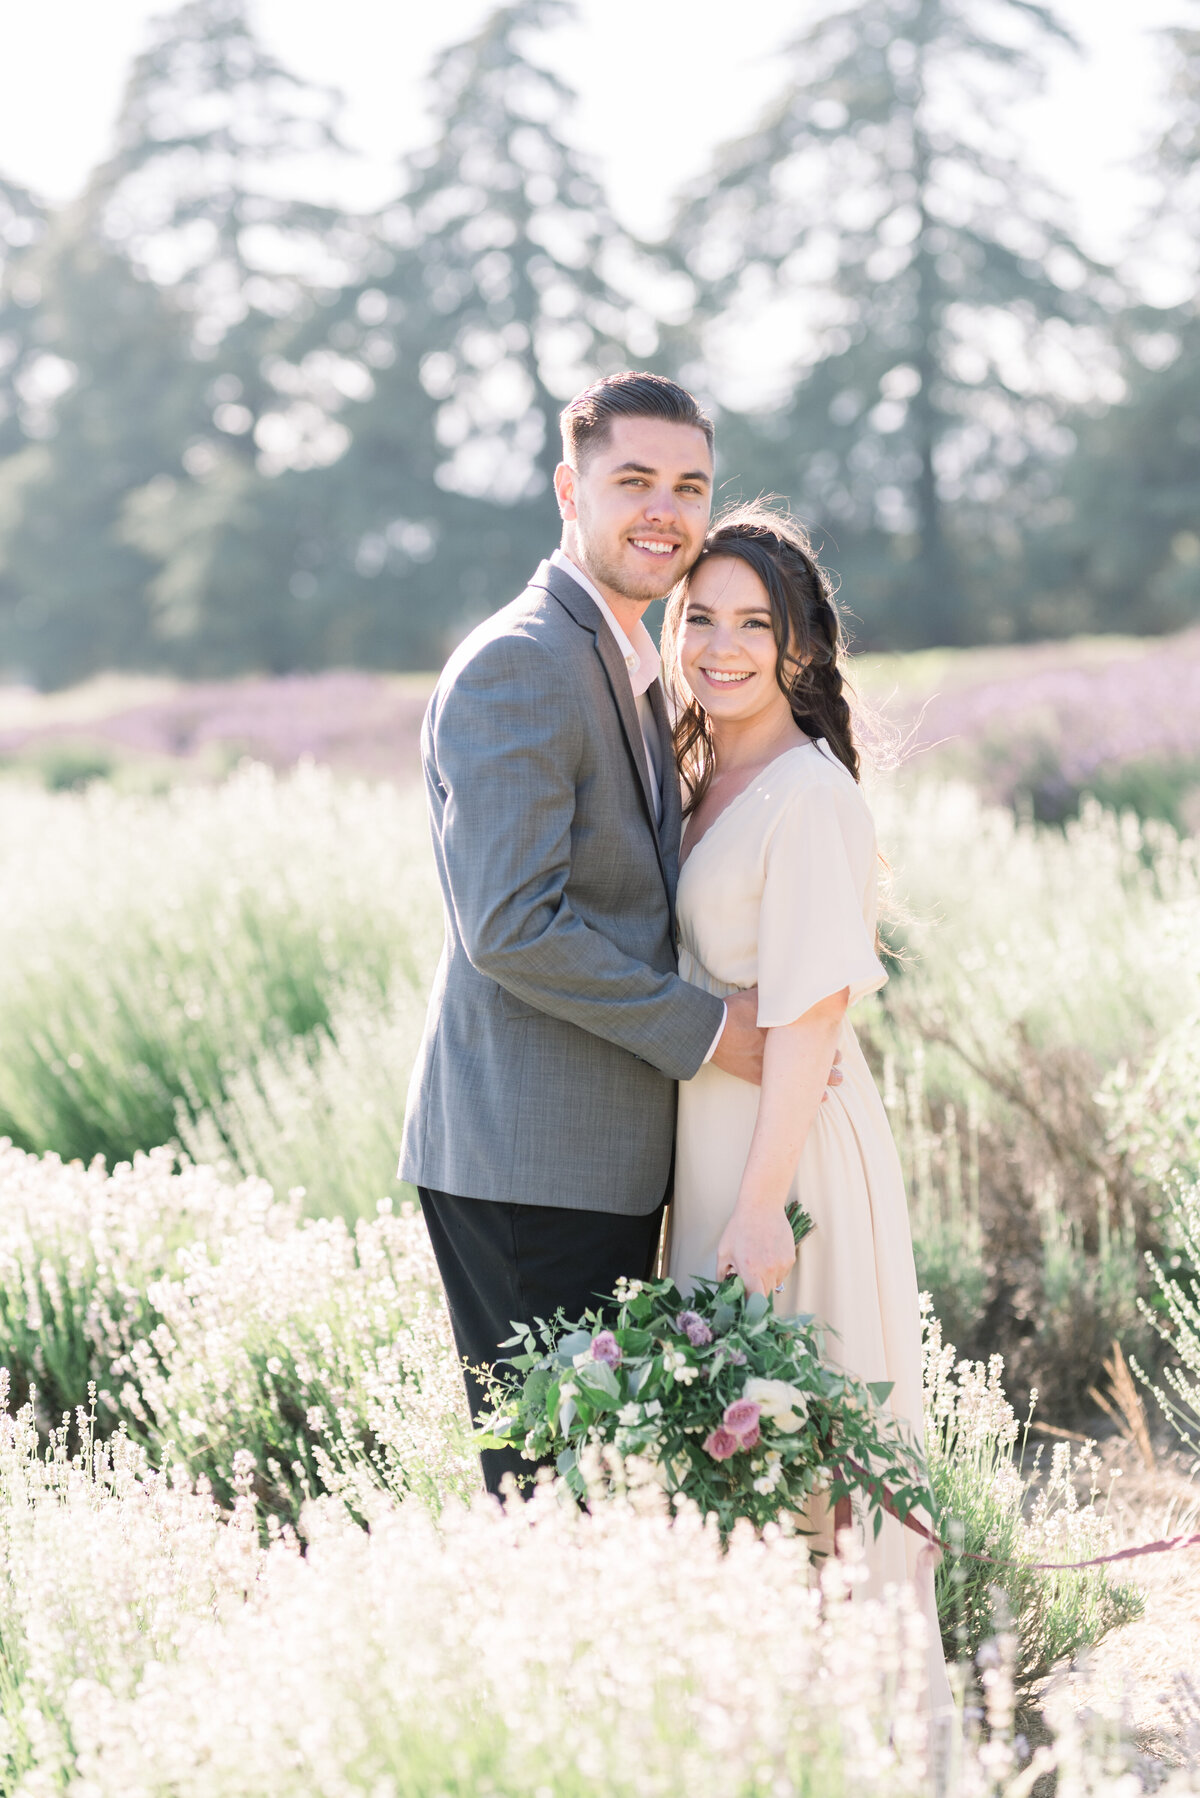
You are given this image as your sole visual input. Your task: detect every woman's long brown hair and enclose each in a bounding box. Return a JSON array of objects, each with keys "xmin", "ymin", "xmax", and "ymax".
[{"xmin": 661, "ymin": 502, "xmax": 859, "ymax": 816}]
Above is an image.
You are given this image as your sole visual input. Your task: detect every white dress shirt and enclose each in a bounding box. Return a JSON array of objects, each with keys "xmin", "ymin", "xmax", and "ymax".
[
  {"xmin": 550, "ymin": 548, "xmax": 662, "ymax": 823},
  {"xmin": 550, "ymin": 547, "xmax": 725, "ymax": 1064}
]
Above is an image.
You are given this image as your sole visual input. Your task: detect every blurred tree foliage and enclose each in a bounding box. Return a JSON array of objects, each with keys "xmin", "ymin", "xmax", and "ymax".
[
  {"xmin": 1045, "ymin": 23, "xmax": 1200, "ymax": 637},
  {"xmin": 0, "ymin": 0, "xmax": 1194, "ymax": 683},
  {"xmin": 668, "ymin": 0, "xmax": 1114, "ymax": 647}
]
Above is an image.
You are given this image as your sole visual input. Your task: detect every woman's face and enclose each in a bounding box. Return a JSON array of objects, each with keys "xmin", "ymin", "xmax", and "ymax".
[{"xmin": 678, "ymin": 555, "xmax": 794, "ymax": 732}]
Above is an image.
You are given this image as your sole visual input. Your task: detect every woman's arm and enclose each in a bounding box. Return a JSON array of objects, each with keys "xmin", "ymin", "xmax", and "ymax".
[{"xmin": 716, "ymin": 987, "xmax": 850, "ymax": 1295}]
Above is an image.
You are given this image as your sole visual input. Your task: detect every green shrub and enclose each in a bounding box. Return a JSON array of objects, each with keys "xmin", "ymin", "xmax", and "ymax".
[
  {"xmin": 862, "ymin": 779, "xmax": 1200, "ymax": 1413},
  {"xmin": 923, "ymin": 1307, "xmax": 1143, "ymax": 1689},
  {"xmin": 177, "ymin": 978, "xmax": 425, "ymax": 1222},
  {"xmin": 1139, "ymin": 1177, "xmax": 1200, "ymax": 1455},
  {"xmin": 0, "ymin": 764, "xmax": 440, "ymax": 1166},
  {"xmin": 0, "ymin": 1142, "xmax": 474, "ymax": 1519}
]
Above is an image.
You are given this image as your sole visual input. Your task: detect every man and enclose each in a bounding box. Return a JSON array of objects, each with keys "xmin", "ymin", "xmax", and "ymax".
[{"xmin": 399, "ymin": 371, "xmax": 767, "ymax": 1493}]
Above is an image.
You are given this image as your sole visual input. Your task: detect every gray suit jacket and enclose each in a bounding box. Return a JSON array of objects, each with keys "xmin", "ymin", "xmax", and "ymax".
[{"xmin": 398, "ymin": 558, "xmax": 726, "ymax": 1214}]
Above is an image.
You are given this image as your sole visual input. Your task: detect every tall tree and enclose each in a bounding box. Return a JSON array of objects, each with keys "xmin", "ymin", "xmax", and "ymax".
[
  {"xmin": 100, "ymin": 0, "xmax": 375, "ymax": 673},
  {"xmin": 302, "ymin": 0, "xmax": 649, "ymax": 668},
  {"xmin": 0, "ymin": 0, "xmax": 370, "ymax": 682},
  {"xmin": 1051, "ymin": 21, "xmax": 1200, "ymax": 636},
  {"xmin": 0, "ymin": 201, "xmax": 188, "ymax": 684},
  {"xmin": 672, "ymin": 0, "xmax": 1113, "ymax": 647},
  {"xmin": 0, "ymin": 178, "xmax": 48, "ymax": 465}
]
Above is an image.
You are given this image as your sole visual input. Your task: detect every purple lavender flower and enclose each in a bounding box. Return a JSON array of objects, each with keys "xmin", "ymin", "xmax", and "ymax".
[
  {"xmin": 590, "ymin": 1330, "xmax": 622, "ymax": 1368},
  {"xmin": 675, "ymin": 1310, "xmax": 713, "ymax": 1348}
]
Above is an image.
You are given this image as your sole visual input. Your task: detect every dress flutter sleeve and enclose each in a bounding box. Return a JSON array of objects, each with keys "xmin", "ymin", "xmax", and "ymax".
[{"xmin": 755, "ymin": 774, "xmax": 888, "ymax": 1028}]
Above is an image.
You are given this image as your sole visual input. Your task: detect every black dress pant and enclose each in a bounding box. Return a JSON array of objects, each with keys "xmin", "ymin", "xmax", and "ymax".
[{"xmin": 419, "ymin": 1187, "xmax": 665, "ymax": 1496}]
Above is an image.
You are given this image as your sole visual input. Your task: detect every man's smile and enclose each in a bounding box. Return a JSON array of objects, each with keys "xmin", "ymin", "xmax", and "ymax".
[{"xmin": 629, "ymin": 537, "xmax": 680, "ymax": 558}]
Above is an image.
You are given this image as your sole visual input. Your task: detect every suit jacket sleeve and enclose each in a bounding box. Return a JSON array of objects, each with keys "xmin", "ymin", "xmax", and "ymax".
[{"xmin": 427, "ymin": 631, "xmax": 724, "ymax": 1082}]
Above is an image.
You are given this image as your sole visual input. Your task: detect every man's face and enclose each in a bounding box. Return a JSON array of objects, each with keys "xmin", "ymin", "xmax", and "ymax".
[{"xmin": 555, "ymin": 417, "xmax": 713, "ymax": 604}]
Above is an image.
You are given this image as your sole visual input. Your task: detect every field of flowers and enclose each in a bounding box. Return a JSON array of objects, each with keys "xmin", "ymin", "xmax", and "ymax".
[{"xmin": 0, "ymin": 635, "xmax": 1199, "ymax": 1790}]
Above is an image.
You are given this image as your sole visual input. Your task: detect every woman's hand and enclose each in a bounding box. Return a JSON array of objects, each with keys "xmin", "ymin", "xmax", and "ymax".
[{"xmin": 717, "ymin": 1200, "xmax": 796, "ymax": 1297}]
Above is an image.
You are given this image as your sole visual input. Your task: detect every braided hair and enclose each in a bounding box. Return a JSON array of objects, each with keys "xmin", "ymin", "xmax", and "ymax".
[{"xmin": 662, "ymin": 501, "xmax": 859, "ymax": 815}]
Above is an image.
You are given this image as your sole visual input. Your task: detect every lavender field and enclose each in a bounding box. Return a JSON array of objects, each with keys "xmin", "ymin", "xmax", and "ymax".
[
  {"xmin": 0, "ymin": 635, "xmax": 1199, "ymax": 1790},
  {"xmin": 5, "ymin": 624, "xmax": 1200, "ymax": 827}
]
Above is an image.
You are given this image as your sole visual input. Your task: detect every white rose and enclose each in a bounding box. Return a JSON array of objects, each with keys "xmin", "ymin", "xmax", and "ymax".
[{"xmin": 742, "ymin": 1376, "xmax": 809, "ymax": 1432}]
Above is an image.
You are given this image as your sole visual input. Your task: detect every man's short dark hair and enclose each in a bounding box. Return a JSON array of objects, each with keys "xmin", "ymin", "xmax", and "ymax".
[{"xmin": 560, "ymin": 371, "xmax": 714, "ymax": 468}]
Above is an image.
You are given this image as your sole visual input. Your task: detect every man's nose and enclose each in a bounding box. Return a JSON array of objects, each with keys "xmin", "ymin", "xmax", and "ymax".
[{"xmin": 641, "ymin": 484, "xmax": 679, "ymax": 523}]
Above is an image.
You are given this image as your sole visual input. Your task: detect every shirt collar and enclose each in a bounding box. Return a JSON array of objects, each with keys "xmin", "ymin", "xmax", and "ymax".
[{"xmin": 550, "ymin": 547, "xmax": 661, "ymax": 699}]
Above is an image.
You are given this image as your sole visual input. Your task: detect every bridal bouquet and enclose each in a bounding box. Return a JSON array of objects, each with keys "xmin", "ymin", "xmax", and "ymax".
[{"xmin": 476, "ymin": 1245, "xmax": 934, "ymax": 1544}]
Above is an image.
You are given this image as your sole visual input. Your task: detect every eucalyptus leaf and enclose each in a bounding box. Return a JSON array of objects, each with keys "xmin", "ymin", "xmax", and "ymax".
[
  {"xmin": 744, "ymin": 1291, "xmax": 769, "ymax": 1326},
  {"xmin": 575, "ymin": 1360, "xmax": 621, "ymax": 1403}
]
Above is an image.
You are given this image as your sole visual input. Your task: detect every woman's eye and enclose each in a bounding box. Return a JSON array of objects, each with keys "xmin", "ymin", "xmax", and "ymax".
[
  {"xmin": 745, "ymin": 618, "xmax": 771, "ymax": 629},
  {"xmin": 685, "ymin": 613, "xmax": 712, "ymax": 626}
]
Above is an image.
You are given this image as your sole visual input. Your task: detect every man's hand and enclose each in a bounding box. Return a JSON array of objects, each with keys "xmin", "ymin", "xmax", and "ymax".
[
  {"xmin": 711, "ymin": 990, "xmax": 845, "ymax": 1097},
  {"xmin": 710, "ymin": 988, "xmax": 767, "ymax": 1084},
  {"xmin": 717, "ymin": 1201, "xmax": 796, "ymax": 1298}
]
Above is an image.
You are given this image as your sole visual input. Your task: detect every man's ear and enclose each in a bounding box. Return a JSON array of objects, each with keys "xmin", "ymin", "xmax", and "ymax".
[{"xmin": 554, "ymin": 461, "xmax": 578, "ymax": 521}]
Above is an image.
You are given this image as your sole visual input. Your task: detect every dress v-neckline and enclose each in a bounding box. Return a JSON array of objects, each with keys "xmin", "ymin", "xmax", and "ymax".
[{"xmin": 678, "ymin": 741, "xmax": 820, "ymax": 874}]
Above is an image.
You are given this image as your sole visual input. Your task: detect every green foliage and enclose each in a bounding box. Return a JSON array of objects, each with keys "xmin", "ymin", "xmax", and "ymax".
[{"xmin": 923, "ymin": 1310, "xmax": 1144, "ymax": 1689}]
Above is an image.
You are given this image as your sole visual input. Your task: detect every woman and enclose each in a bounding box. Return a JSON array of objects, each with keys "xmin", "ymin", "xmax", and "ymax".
[{"xmin": 662, "ymin": 504, "xmax": 952, "ymax": 1711}]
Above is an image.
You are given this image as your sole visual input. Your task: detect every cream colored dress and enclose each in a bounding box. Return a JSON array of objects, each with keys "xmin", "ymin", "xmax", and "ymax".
[{"xmin": 669, "ymin": 741, "xmax": 952, "ymax": 1711}]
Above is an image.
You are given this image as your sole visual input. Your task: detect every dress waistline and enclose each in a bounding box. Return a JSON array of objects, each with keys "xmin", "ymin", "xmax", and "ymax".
[{"xmin": 677, "ymin": 946, "xmax": 745, "ymax": 1000}]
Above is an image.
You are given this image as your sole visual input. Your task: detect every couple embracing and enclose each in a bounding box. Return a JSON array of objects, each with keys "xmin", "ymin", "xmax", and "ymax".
[{"xmin": 400, "ymin": 371, "xmax": 951, "ymax": 1707}]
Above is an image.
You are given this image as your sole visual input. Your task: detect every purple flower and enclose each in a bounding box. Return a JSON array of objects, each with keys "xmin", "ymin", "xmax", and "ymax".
[
  {"xmin": 722, "ymin": 1399, "xmax": 762, "ymax": 1442},
  {"xmin": 703, "ymin": 1426, "xmax": 740, "ymax": 1461},
  {"xmin": 590, "ymin": 1330, "xmax": 622, "ymax": 1368},
  {"xmin": 675, "ymin": 1310, "xmax": 713, "ymax": 1348}
]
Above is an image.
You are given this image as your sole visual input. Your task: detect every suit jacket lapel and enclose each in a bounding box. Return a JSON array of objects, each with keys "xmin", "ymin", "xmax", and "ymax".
[{"xmin": 533, "ymin": 561, "xmax": 670, "ymax": 890}]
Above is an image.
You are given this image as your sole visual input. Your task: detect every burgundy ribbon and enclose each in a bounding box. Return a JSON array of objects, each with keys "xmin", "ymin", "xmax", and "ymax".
[{"xmin": 836, "ymin": 1461, "xmax": 1200, "ymax": 1574}]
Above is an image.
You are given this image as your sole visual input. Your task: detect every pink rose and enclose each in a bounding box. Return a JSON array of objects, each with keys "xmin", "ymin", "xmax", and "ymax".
[
  {"xmin": 590, "ymin": 1330, "xmax": 622, "ymax": 1368},
  {"xmin": 722, "ymin": 1399, "xmax": 761, "ymax": 1441},
  {"xmin": 702, "ymin": 1426, "xmax": 741, "ymax": 1461},
  {"xmin": 739, "ymin": 1422, "xmax": 761, "ymax": 1450}
]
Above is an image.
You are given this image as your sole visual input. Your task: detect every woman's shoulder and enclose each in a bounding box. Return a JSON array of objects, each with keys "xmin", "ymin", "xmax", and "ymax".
[
  {"xmin": 764, "ymin": 742, "xmax": 876, "ymax": 838},
  {"xmin": 772, "ymin": 741, "xmax": 867, "ymax": 800}
]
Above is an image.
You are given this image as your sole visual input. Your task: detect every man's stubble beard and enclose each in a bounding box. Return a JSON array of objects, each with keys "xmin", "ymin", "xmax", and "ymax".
[{"xmin": 573, "ymin": 498, "xmax": 691, "ymax": 604}]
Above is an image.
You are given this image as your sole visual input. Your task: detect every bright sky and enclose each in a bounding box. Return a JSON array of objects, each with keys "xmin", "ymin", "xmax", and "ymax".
[{"xmin": 0, "ymin": 0, "xmax": 1188, "ymax": 287}]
